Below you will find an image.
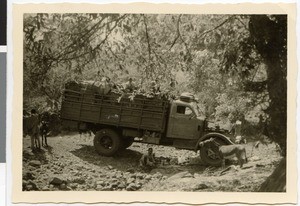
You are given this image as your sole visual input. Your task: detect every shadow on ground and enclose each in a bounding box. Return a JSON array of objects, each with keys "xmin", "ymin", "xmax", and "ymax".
[
  {"xmin": 70, "ymin": 145, "xmax": 143, "ymax": 172},
  {"xmin": 23, "ymin": 147, "xmax": 49, "ymax": 164},
  {"xmin": 70, "ymin": 144, "xmax": 207, "ymax": 176}
]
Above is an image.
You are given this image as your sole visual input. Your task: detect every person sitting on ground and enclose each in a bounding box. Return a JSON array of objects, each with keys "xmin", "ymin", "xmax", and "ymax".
[{"xmin": 139, "ymin": 148, "xmax": 156, "ymax": 171}]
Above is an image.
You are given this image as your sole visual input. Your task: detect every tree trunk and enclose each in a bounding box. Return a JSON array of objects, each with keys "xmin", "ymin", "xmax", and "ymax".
[
  {"xmin": 249, "ymin": 15, "xmax": 287, "ymax": 191},
  {"xmin": 258, "ymin": 158, "xmax": 286, "ymax": 192}
]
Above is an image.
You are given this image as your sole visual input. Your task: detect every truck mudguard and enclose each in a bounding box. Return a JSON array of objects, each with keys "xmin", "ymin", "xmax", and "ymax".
[{"xmin": 194, "ymin": 132, "xmax": 234, "ymax": 151}]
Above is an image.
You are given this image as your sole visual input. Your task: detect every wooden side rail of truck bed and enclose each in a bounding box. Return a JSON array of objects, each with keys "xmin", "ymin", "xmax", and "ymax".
[{"xmin": 60, "ymin": 89, "xmax": 170, "ymax": 132}]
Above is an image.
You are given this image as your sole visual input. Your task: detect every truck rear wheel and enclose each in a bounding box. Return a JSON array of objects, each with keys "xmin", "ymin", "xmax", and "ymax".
[
  {"xmin": 200, "ymin": 138, "xmax": 227, "ymax": 166},
  {"xmin": 94, "ymin": 129, "xmax": 122, "ymax": 156}
]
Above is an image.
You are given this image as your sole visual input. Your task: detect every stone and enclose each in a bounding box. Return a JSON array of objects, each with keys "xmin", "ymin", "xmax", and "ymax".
[
  {"xmin": 96, "ymin": 185, "xmax": 103, "ymax": 190},
  {"xmin": 29, "ymin": 160, "xmax": 42, "ymax": 167},
  {"xmin": 126, "ymin": 183, "xmax": 137, "ymax": 191},
  {"xmin": 25, "ymin": 184, "xmax": 34, "ymax": 191},
  {"xmin": 50, "ymin": 177, "xmax": 63, "ymax": 186},
  {"xmin": 23, "ymin": 172, "xmax": 35, "ymax": 180},
  {"xmin": 107, "ymin": 165, "xmax": 113, "ymax": 170},
  {"xmin": 188, "ymin": 157, "xmax": 202, "ymax": 165},
  {"xmin": 123, "ymin": 172, "xmax": 131, "ymax": 177},
  {"xmin": 60, "ymin": 183, "xmax": 67, "ymax": 190},
  {"xmin": 118, "ymin": 182, "xmax": 126, "ymax": 189},
  {"xmin": 127, "ymin": 178, "xmax": 135, "ymax": 184},
  {"xmin": 168, "ymin": 172, "xmax": 194, "ymax": 181},
  {"xmin": 111, "ymin": 178, "xmax": 118, "ymax": 183},
  {"xmin": 102, "ymin": 186, "xmax": 112, "ymax": 191},
  {"xmin": 96, "ymin": 181, "xmax": 105, "ymax": 186},
  {"xmin": 169, "ymin": 158, "xmax": 178, "ymax": 165},
  {"xmin": 249, "ymin": 156, "xmax": 261, "ymax": 162},
  {"xmin": 42, "ymin": 186, "xmax": 50, "ymax": 191},
  {"xmin": 99, "ymin": 174, "xmax": 107, "ymax": 178},
  {"xmin": 25, "ymin": 180, "xmax": 38, "ymax": 191},
  {"xmin": 111, "ymin": 182, "xmax": 118, "ymax": 188},
  {"xmin": 126, "ymin": 168, "xmax": 135, "ymax": 173},
  {"xmin": 72, "ymin": 177, "xmax": 86, "ymax": 184},
  {"xmin": 192, "ymin": 183, "xmax": 209, "ymax": 191},
  {"xmin": 178, "ymin": 156, "xmax": 188, "ymax": 165},
  {"xmin": 135, "ymin": 182, "xmax": 142, "ymax": 189},
  {"xmin": 145, "ymin": 175, "xmax": 152, "ymax": 181},
  {"xmin": 136, "ymin": 173, "xmax": 144, "ymax": 179},
  {"xmin": 70, "ymin": 183, "xmax": 78, "ymax": 189},
  {"xmin": 129, "ymin": 174, "xmax": 136, "ymax": 178},
  {"xmin": 76, "ymin": 166, "xmax": 83, "ymax": 171},
  {"xmin": 153, "ymin": 172, "xmax": 163, "ymax": 179}
]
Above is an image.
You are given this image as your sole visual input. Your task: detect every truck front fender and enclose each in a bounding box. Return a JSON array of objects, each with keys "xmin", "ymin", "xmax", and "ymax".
[{"xmin": 194, "ymin": 132, "xmax": 234, "ymax": 152}]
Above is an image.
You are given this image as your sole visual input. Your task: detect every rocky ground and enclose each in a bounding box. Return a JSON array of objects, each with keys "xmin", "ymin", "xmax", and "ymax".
[{"xmin": 22, "ymin": 132, "xmax": 281, "ymax": 192}]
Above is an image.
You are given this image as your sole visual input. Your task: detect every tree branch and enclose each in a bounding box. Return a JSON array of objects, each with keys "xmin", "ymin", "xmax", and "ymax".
[
  {"xmin": 54, "ymin": 16, "xmax": 107, "ymax": 60},
  {"xmin": 57, "ymin": 15, "xmax": 126, "ymax": 61},
  {"xmin": 142, "ymin": 15, "xmax": 152, "ymax": 62},
  {"xmin": 55, "ymin": 15, "xmax": 127, "ymax": 62},
  {"xmin": 198, "ymin": 16, "xmax": 235, "ymax": 39},
  {"xmin": 169, "ymin": 15, "xmax": 181, "ymax": 51}
]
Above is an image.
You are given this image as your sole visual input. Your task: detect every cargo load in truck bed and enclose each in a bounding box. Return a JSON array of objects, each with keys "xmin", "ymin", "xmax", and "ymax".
[{"xmin": 60, "ymin": 89, "xmax": 170, "ymax": 132}]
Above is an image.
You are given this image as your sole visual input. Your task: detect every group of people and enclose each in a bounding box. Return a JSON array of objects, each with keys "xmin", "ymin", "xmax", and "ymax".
[
  {"xmin": 66, "ymin": 75, "xmax": 178, "ymax": 102},
  {"xmin": 23, "ymin": 109, "xmax": 50, "ymax": 151},
  {"xmin": 123, "ymin": 77, "xmax": 180, "ymax": 102},
  {"xmin": 97, "ymin": 75, "xmax": 177, "ymax": 97},
  {"xmin": 123, "ymin": 78, "xmax": 162, "ymax": 94}
]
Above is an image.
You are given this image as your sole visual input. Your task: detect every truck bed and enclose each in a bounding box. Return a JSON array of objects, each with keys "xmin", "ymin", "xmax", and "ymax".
[{"xmin": 60, "ymin": 90, "xmax": 170, "ymax": 132}]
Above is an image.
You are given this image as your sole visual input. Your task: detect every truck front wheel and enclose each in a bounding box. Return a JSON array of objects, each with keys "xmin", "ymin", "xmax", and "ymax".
[
  {"xmin": 94, "ymin": 129, "xmax": 122, "ymax": 156},
  {"xmin": 200, "ymin": 138, "xmax": 227, "ymax": 166}
]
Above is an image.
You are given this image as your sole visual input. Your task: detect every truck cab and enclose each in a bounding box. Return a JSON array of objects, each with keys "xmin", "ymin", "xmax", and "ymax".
[{"xmin": 166, "ymin": 98, "xmax": 205, "ymax": 140}]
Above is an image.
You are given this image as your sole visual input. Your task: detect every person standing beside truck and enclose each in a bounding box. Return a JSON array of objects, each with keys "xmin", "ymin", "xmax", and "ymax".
[{"xmin": 232, "ymin": 119, "xmax": 246, "ymax": 144}]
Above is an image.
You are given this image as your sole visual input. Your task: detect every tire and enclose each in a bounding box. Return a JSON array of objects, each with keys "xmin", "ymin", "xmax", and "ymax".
[
  {"xmin": 200, "ymin": 137, "xmax": 227, "ymax": 166},
  {"xmin": 93, "ymin": 129, "xmax": 122, "ymax": 156},
  {"xmin": 121, "ymin": 137, "xmax": 134, "ymax": 149}
]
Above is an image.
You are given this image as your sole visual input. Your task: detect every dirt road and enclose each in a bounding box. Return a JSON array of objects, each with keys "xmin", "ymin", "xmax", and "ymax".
[{"xmin": 22, "ymin": 132, "xmax": 281, "ymax": 192}]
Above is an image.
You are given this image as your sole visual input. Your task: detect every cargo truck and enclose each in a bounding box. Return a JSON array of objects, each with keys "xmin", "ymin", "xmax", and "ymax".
[{"xmin": 60, "ymin": 89, "xmax": 234, "ymax": 166}]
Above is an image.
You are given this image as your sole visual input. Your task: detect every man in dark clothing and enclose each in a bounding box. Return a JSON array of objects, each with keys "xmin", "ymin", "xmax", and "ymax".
[
  {"xmin": 40, "ymin": 120, "xmax": 49, "ymax": 147},
  {"xmin": 124, "ymin": 77, "xmax": 136, "ymax": 93},
  {"xmin": 29, "ymin": 109, "xmax": 41, "ymax": 150}
]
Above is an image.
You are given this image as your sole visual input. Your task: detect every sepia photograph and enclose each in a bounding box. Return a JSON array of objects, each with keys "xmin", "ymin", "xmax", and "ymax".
[{"xmin": 11, "ymin": 2, "xmax": 297, "ymax": 204}]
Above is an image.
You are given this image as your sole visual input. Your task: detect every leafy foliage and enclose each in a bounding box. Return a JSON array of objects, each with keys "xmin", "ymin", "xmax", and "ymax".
[{"xmin": 23, "ymin": 14, "xmax": 287, "ymax": 154}]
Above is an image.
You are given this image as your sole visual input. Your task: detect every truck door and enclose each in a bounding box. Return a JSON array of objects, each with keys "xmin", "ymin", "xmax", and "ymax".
[{"xmin": 167, "ymin": 104, "xmax": 200, "ymax": 139}]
